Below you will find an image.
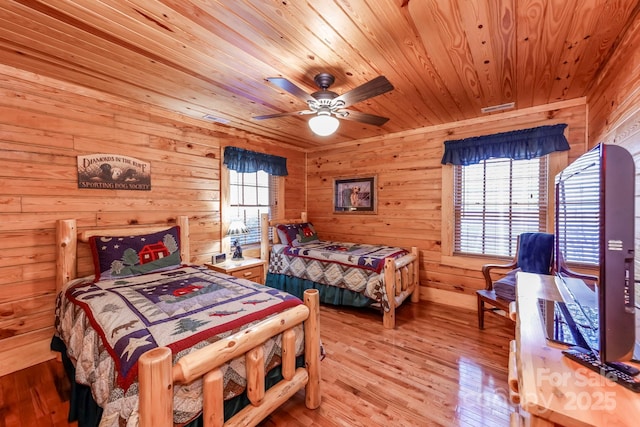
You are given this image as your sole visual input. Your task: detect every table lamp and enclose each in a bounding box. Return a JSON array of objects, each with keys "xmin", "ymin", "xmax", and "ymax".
[{"xmin": 227, "ymin": 219, "xmax": 249, "ymax": 261}]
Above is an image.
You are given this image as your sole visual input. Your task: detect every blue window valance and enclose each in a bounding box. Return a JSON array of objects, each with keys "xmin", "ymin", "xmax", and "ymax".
[
  {"xmin": 441, "ymin": 124, "xmax": 570, "ymax": 166},
  {"xmin": 223, "ymin": 146, "xmax": 288, "ymax": 176}
]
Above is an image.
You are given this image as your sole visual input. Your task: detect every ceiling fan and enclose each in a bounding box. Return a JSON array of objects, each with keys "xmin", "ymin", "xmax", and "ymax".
[{"xmin": 253, "ymin": 73, "xmax": 394, "ymax": 136}]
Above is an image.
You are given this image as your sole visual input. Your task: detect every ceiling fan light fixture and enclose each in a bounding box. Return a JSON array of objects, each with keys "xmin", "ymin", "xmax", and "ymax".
[{"xmin": 308, "ymin": 112, "xmax": 339, "ymax": 136}]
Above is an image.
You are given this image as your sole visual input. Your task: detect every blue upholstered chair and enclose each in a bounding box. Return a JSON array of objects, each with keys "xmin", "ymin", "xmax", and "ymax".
[{"xmin": 477, "ymin": 232, "xmax": 554, "ymax": 329}]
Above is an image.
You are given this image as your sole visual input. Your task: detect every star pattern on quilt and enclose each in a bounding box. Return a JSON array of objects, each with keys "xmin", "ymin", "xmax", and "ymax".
[
  {"xmin": 122, "ymin": 335, "xmax": 152, "ymax": 361},
  {"xmin": 362, "ymin": 257, "xmax": 374, "ymax": 266}
]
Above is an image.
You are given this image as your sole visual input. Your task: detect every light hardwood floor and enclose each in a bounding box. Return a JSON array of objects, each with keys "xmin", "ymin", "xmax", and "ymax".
[{"xmin": 0, "ymin": 301, "xmax": 516, "ymax": 427}]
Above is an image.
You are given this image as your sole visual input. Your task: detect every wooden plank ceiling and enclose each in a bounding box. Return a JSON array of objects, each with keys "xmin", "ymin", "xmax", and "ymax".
[{"xmin": 0, "ymin": 0, "xmax": 638, "ymax": 149}]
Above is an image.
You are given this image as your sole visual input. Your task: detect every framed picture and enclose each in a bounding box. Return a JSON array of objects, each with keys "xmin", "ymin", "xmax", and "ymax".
[{"xmin": 333, "ymin": 176, "xmax": 377, "ymax": 214}]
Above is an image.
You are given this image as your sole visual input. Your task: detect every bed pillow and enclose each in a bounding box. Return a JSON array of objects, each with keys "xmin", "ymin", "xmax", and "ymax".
[
  {"xmin": 297, "ymin": 222, "xmax": 320, "ymax": 245},
  {"xmin": 275, "ymin": 222, "xmax": 320, "ymax": 247},
  {"xmin": 275, "ymin": 223, "xmax": 299, "ymax": 246},
  {"xmin": 89, "ymin": 226, "xmax": 182, "ymax": 281}
]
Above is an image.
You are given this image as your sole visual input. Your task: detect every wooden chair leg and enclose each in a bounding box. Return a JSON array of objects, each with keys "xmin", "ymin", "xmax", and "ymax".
[{"xmin": 477, "ymin": 295, "xmax": 484, "ymax": 329}]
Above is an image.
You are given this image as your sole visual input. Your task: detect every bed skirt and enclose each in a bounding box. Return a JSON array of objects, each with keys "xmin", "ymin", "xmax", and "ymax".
[
  {"xmin": 50, "ymin": 336, "xmax": 302, "ymax": 427},
  {"xmin": 265, "ymin": 273, "xmax": 375, "ymax": 308}
]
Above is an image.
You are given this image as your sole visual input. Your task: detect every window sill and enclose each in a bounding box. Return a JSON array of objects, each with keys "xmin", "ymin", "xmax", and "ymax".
[
  {"xmin": 440, "ymin": 254, "xmax": 513, "ymax": 271},
  {"xmin": 241, "ymin": 242, "xmax": 262, "ymax": 259}
]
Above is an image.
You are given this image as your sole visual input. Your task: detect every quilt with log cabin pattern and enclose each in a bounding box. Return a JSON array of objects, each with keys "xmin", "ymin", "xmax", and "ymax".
[
  {"xmin": 268, "ymin": 241, "xmax": 408, "ymax": 310},
  {"xmin": 56, "ymin": 265, "xmax": 304, "ymax": 427}
]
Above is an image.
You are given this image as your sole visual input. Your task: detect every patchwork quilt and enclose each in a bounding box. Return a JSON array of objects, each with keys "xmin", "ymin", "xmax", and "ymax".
[
  {"xmin": 56, "ymin": 266, "xmax": 305, "ymax": 427},
  {"xmin": 268, "ymin": 241, "xmax": 408, "ymax": 310}
]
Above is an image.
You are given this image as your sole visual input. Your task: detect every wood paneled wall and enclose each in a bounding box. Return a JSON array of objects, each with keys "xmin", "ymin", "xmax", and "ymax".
[
  {"xmin": 0, "ymin": 65, "xmax": 305, "ymax": 376},
  {"xmin": 587, "ymin": 10, "xmax": 640, "ymax": 281},
  {"xmin": 2, "ymin": 8, "xmax": 640, "ymax": 378},
  {"xmin": 306, "ymin": 99, "xmax": 589, "ymax": 308}
]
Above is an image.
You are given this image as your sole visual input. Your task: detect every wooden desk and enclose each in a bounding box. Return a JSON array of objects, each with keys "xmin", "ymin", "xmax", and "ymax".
[{"xmin": 514, "ymin": 272, "xmax": 640, "ymax": 427}]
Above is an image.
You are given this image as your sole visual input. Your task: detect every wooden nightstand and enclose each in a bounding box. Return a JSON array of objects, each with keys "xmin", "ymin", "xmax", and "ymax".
[{"xmin": 205, "ymin": 257, "xmax": 267, "ymax": 284}]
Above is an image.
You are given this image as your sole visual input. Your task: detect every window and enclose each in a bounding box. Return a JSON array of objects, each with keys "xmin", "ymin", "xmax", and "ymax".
[
  {"xmin": 229, "ymin": 170, "xmax": 279, "ymax": 245},
  {"xmin": 453, "ymin": 156, "xmax": 548, "ymax": 257},
  {"xmin": 555, "ymin": 151, "xmax": 600, "ymax": 266}
]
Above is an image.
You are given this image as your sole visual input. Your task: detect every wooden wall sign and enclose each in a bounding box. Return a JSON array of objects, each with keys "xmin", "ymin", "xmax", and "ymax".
[{"xmin": 77, "ymin": 154, "xmax": 151, "ymax": 190}]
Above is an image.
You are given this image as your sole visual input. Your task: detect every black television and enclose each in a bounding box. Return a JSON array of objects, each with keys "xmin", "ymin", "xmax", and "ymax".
[{"xmin": 554, "ymin": 143, "xmax": 637, "ymax": 363}]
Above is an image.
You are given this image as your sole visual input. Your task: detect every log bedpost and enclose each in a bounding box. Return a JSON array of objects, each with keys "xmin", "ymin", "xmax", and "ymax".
[
  {"xmin": 260, "ymin": 213, "xmax": 270, "ymax": 261},
  {"xmin": 383, "ymin": 257, "xmax": 396, "ymax": 329},
  {"xmin": 281, "ymin": 329, "xmax": 296, "ymax": 380},
  {"xmin": 138, "ymin": 346, "xmax": 173, "ymax": 427},
  {"xmin": 56, "ymin": 219, "xmax": 77, "ymax": 295},
  {"xmin": 203, "ymin": 369, "xmax": 224, "ymax": 427},
  {"xmin": 410, "ymin": 246, "xmax": 420, "ymax": 303},
  {"xmin": 177, "ymin": 215, "xmax": 190, "ymax": 264},
  {"xmin": 246, "ymin": 346, "xmax": 266, "ymax": 405},
  {"xmin": 303, "ymin": 289, "xmax": 321, "ymax": 409}
]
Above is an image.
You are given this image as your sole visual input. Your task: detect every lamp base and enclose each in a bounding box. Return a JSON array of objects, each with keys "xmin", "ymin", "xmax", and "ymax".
[{"xmin": 231, "ymin": 239, "xmax": 244, "ymax": 261}]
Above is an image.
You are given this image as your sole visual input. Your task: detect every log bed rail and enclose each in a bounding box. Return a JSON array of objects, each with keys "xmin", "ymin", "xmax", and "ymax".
[
  {"xmin": 55, "ymin": 217, "xmax": 321, "ymax": 427},
  {"xmin": 259, "ymin": 212, "xmax": 420, "ymax": 329},
  {"xmin": 139, "ymin": 288, "xmax": 320, "ymax": 427}
]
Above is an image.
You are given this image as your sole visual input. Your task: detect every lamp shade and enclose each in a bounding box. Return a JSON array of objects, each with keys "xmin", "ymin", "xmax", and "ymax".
[
  {"xmin": 227, "ymin": 220, "xmax": 249, "ymax": 236},
  {"xmin": 308, "ymin": 112, "xmax": 339, "ymax": 136}
]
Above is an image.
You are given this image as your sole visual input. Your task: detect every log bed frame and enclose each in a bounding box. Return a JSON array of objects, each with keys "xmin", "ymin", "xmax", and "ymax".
[
  {"xmin": 55, "ymin": 217, "xmax": 321, "ymax": 427},
  {"xmin": 259, "ymin": 212, "xmax": 420, "ymax": 329}
]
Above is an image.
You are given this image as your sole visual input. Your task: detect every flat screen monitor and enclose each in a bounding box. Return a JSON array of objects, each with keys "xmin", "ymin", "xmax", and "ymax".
[{"xmin": 554, "ymin": 143, "xmax": 636, "ymax": 363}]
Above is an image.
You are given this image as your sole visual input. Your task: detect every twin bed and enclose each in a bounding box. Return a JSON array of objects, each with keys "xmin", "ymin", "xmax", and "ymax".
[
  {"xmin": 260, "ymin": 213, "xmax": 420, "ymax": 329},
  {"xmin": 54, "ymin": 212, "xmax": 419, "ymax": 426},
  {"xmin": 54, "ymin": 217, "xmax": 320, "ymax": 427}
]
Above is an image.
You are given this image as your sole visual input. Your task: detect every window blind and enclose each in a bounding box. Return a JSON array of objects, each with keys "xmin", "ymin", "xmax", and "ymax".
[
  {"xmin": 555, "ymin": 155, "xmax": 600, "ymax": 265},
  {"xmin": 454, "ymin": 156, "xmax": 548, "ymax": 257},
  {"xmin": 230, "ymin": 170, "xmax": 278, "ymax": 244}
]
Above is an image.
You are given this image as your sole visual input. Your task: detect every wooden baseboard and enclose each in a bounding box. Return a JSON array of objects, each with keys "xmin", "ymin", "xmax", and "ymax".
[
  {"xmin": 421, "ymin": 287, "xmax": 476, "ymax": 310},
  {"xmin": 0, "ymin": 335, "xmax": 56, "ymax": 377}
]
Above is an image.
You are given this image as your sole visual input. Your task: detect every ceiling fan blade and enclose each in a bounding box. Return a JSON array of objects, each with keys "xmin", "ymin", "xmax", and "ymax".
[
  {"xmin": 333, "ymin": 76, "xmax": 394, "ymax": 108},
  {"xmin": 336, "ymin": 109, "xmax": 390, "ymax": 126},
  {"xmin": 253, "ymin": 110, "xmax": 314, "ymax": 120},
  {"xmin": 266, "ymin": 77, "xmax": 316, "ymax": 103}
]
